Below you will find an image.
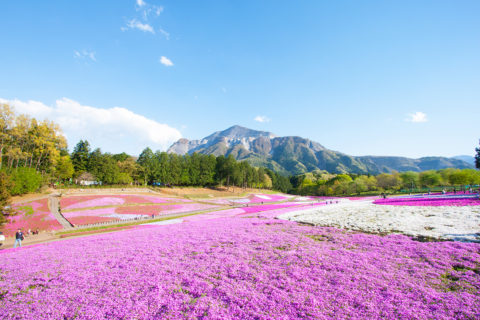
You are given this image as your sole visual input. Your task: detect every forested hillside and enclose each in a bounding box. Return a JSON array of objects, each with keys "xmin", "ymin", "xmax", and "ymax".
[{"xmin": 168, "ymin": 125, "xmax": 473, "ymax": 175}]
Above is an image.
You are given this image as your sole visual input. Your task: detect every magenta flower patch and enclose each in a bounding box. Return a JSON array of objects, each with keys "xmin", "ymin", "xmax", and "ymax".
[
  {"xmin": 1, "ymin": 199, "xmax": 62, "ymax": 236},
  {"xmin": 0, "ymin": 217, "xmax": 479, "ymax": 319},
  {"xmin": 375, "ymin": 195, "xmax": 480, "ymax": 206},
  {"xmin": 61, "ymin": 194, "xmax": 191, "ymax": 210}
]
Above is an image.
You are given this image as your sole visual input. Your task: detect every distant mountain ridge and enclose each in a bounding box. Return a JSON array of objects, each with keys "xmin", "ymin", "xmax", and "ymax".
[
  {"xmin": 167, "ymin": 125, "xmax": 473, "ymax": 175},
  {"xmin": 453, "ymin": 155, "xmax": 475, "ymax": 166}
]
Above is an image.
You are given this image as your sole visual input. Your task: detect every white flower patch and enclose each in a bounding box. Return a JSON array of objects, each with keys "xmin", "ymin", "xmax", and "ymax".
[
  {"xmin": 255, "ymin": 195, "xmax": 272, "ymax": 200},
  {"xmin": 104, "ymin": 213, "xmax": 147, "ymax": 220},
  {"xmin": 278, "ymin": 201, "xmax": 480, "ymax": 241},
  {"xmin": 231, "ymin": 199, "xmax": 251, "ymax": 203}
]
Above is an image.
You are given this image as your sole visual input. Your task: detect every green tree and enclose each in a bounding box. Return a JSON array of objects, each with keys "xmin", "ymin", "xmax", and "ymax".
[
  {"xmin": 419, "ymin": 170, "xmax": 442, "ymax": 187},
  {"xmin": 91, "ymin": 154, "xmax": 120, "ymax": 184},
  {"xmin": 116, "ymin": 172, "xmax": 133, "ymax": 185},
  {"xmin": 55, "ymin": 155, "xmax": 75, "ymax": 181},
  {"xmin": 180, "ymin": 155, "xmax": 192, "ymax": 185},
  {"xmin": 71, "ymin": 140, "xmax": 91, "ymax": 174},
  {"xmin": 376, "ymin": 172, "xmax": 401, "ymax": 190},
  {"xmin": 137, "ymin": 148, "xmax": 155, "ymax": 185},
  {"xmin": 0, "ymin": 104, "xmax": 14, "ymax": 170},
  {"xmin": 117, "ymin": 157, "xmax": 141, "ymax": 185},
  {"xmin": 216, "ymin": 155, "xmax": 237, "ymax": 187},
  {"xmin": 0, "ymin": 171, "xmax": 14, "ymax": 226},
  {"xmin": 168, "ymin": 153, "xmax": 182, "ymax": 185},
  {"xmin": 350, "ymin": 177, "xmax": 368, "ymax": 194},
  {"xmin": 9, "ymin": 167, "xmax": 43, "ymax": 195},
  {"xmin": 112, "ymin": 152, "xmax": 130, "ymax": 162},
  {"xmin": 400, "ymin": 171, "xmax": 419, "ymax": 189},
  {"xmin": 198, "ymin": 154, "xmax": 216, "ymax": 186}
]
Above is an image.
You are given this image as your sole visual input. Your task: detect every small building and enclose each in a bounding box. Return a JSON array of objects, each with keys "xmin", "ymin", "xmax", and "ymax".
[{"xmin": 75, "ymin": 172, "xmax": 101, "ymax": 186}]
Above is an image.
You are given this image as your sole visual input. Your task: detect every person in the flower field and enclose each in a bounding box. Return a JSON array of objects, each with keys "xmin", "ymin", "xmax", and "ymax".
[{"xmin": 14, "ymin": 229, "xmax": 24, "ymax": 248}]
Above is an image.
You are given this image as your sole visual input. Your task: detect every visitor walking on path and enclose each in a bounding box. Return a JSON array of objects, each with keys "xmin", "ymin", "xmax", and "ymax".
[{"xmin": 14, "ymin": 229, "xmax": 24, "ymax": 248}]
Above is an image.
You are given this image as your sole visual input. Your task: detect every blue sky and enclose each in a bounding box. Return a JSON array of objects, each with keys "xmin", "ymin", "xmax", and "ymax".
[{"xmin": 0, "ymin": 0, "xmax": 478, "ymax": 158}]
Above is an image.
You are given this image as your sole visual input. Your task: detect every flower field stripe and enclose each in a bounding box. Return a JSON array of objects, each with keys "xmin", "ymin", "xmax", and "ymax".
[
  {"xmin": 374, "ymin": 196, "xmax": 480, "ymax": 206},
  {"xmin": 60, "ymin": 194, "xmax": 193, "ymax": 210},
  {"xmin": 1, "ymin": 199, "xmax": 62, "ymax": 236}
]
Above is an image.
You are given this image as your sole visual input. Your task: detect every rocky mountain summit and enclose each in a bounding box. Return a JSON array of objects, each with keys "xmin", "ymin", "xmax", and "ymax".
[{"xmin": 168, "ymin": 125, "xmax": 473, "ymax": 175}]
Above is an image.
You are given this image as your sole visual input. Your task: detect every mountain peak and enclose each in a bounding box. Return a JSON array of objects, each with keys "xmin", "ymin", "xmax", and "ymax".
[
  {"xmin": 167, "ymin": 126, "xmax": 474, "ymax": 175},
  {"xmin": 207, "ymin": 125, "xmax": 275, "ymax": 140}
]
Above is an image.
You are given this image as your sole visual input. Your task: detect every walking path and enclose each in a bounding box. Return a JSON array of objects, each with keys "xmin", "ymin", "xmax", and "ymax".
[{"xmin": 49, "ymin": 194, "xmax": 73, "ymax": 229}]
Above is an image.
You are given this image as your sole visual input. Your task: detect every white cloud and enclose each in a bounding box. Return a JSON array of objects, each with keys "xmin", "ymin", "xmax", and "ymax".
[
  {"xmin": 0, "ymin": 97, "xmax": 182, "ymax": 155},
  {"xmin": 154, "ymin": 6, "xmax": 164, "ymax": 16},
  {"xmin": 74, "ymin": 50, "xmax": 96, "ymax": 62},
  {"xmin": 406, "ymin": 111, "xmax": 428, "ymax": 123},
  {"xmin": 160, "ymin": 56, "xmax": 174, "ymax": 67},
  {"xmin": 159, "ymin": 27, "xmax": 170, "ymax": 40},
  {"xmin": 254, "ymin": 115, "xmax": 270, "ymax": 123},
  {"xmin": 125, "ymin": 1, "xmax": 166, "ymax": 37},
  {"xmin": 122, "ymin": 19, "xmax": 155, "ymax": 33}
]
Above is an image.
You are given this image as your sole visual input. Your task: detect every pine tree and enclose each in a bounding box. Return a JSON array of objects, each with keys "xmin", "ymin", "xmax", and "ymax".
[{"xmin": 71, "ymin": 140, "xmax": 91, "ymax": 174}]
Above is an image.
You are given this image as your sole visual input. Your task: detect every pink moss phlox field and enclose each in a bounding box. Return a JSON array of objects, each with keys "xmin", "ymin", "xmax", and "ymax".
[
  {"xmin": 61, "ymin": 195, "xmax": 190, "ymax": 210},
  {"xmin": 241, "ymin": 202, "xmax": 306, "ymax": 214},
  {"xmin": 115, "ymin": 203, "xmax": 219, "ymax": 216},
  {"xmin": 115, "ymin": 205, "xmax": 182, "ymax": 215},
  {"xmin": 62, "ymin": 207, "xmax": 117, "ymax": 218},
  {"xmin": 183, "ymin": 208, "xmax": 246, "ymax": 222},
  {"xmin": 61, "ymin": 203, "xmax": 220, "ymax": 226},
  {"xmin": 346, "ymin": 196, "xmax": 381, "ymax": 201},
  {"xmin": 67, "ymin": 216, "xmax": 119, "ymax": 226},
  {"xmin": 374, "ymin": 196, "xmax": 480, "ymax": 206},
  {"xmin": 207, "ymin": 194, "xmax": 290, "ymax": 205},
  {"xmin": 160, "ymin": 203, "xmax": 219, "ymax": 214},
  {"xmin": 61, "ymin": 208, "xmax": 122, "ymax": 226},
  {"xmin": 249, "ymin": 194, "xmax": 290, "ymax": 203},
  {"xmin": 1, "ymin": 199, "xmax": 62, "ymax": 236},
  {"xmin": 182, "ymin": 202, "xmax": 327, "ymax": 222},
  {"xmin": 63, "ymin": 197, "xmax": 125, "ymax": 209},
  {"xmin": 1, "ymin": 217, "xmax": 479, "ymax": 319}
]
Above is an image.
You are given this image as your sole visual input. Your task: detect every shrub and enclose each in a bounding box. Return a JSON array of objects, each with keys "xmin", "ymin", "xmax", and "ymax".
[{"xmin": 8, "ymin": 167, "xmax": 44, "ymax": 195}]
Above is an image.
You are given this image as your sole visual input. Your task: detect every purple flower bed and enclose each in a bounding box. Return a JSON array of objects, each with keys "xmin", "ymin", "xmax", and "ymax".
[
  {"xmin": 249, "ymin": 194, "xmax": 290, "ymax": 203},
  {"xmin": 241, "ymin": 203, "xmax": 301, "ymax": 214},
  {"xmin": 374, "ymin": 197, "xmax": 480, "ymax": 206},
  {"xmin": 1, "ymin": 199, "xmax": 62, "ymax": 236},
  {"xmin": 183, "ymin": 208, "xmax": 246, "ymax": 222},
  {"xmin": 1, "ymin": 217, "xmax": 479, "ymax": 319},
  {"xmin": 61, "ymin": 195, "xmax": 190, "ymax": 210}
]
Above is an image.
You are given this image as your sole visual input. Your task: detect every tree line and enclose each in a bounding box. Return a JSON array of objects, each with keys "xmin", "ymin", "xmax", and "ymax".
[
  {"xmin": 0, "ymin": 104, "xmax": 290, "ymax": 195},
  {"xmin": 290, "ymin": 168, "xmax": 480, "ymax": 196},
  {"xmin": 70, "ymin": 141, "xmax": 291, "ymax": 192}
]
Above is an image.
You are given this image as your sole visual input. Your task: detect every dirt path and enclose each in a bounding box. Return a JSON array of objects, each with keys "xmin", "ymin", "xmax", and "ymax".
[
  {"xmin": 0, "ymin": 232, "xmax": 57, "ymax": 249},
  {"xmin": 49, "ymin": 194, "xmax": 73, "ymax": 229}
]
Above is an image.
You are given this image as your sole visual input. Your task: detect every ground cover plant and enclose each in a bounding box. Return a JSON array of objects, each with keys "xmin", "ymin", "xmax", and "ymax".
[
  {"xmin": 61, "ymin": 203, "xmax": 221, "ymax": 226},
  {"xmin": 207, "ymin": 194, "xmax": 291, "ymax": 205},
  {"xmin": 115, "ymin": 203, "xmax": 219, "ymax": 215},
  {"xmin": 60, "ymin": 195, "xmax": 190, "ymax": 210},
  {"xmin": 182, "ymin": 202, "xmax": 328, "ymax": 223},
  {"xmin": 1, "ymin": 215, "xmax": 479, "ymax": 319},
  {"xmin": 0, "ymin": 199, "xmax": 62, "ymax": 236},
  {"xmin": 374, "ymin": 194, "xmax": 480, "ymax": 206}
]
